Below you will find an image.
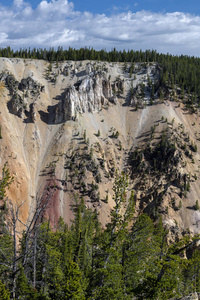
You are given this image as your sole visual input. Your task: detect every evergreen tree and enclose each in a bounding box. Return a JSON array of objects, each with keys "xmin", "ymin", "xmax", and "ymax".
[
  {"xmin": 90, "ymin": 171, "xmax": 134, "ymax": 299},
  {"xmin": 16, "ymin": 266, "xmax": 37, "ymax": 299},
  {"xmin": 63, "ymin": 260, "xmax": 85, "ymax": 300}
]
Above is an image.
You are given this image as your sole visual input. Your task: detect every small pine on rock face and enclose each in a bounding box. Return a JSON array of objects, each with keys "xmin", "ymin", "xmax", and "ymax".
[
  {"xmin": 178, "ymin": 200, "xmax": 182, "ymax": 210},
  {"xmin": 105, "ymin": 194, "xmax": 108, "ymax": 203},
  {"xmin": 195, "ymin": 200, "xmax": 200, "ymax": 211}
]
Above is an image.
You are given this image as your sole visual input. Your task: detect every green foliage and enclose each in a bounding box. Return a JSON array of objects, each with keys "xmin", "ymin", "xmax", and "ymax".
[
  {"xmin": 0, "ymin": 163, "xmax": 14, "ymax": 200},
  {"xmin": 83, "ymin": 130, "xmax": 86, "ymax": 143},
  {"xmin": 183, "ymin": 249, "xmax": 200, "ymax": 295},
  {"xmin": 186, "ymin": 180, "xmax": 190, "ymax": 192},
  {"xmin": 97, "ymin": 129, "xmax": 100, "ymax": 137},
  {"xmin": 190, "ymin": 141, "xmax": 197, "ymax": 152},
  {"xmin": 111, "ymin": 131, "xmax": 119, "ymax": 139},
  {"xmin": 0, "ymin": 165, "xmax": 15, "ymax": 290},
  {"xmin": 123, "ymin": 61, "xmax": 127, "ymax": 72},
  {"xmin": 130, "ymin": 131, "xmax": 178, "ymax": 177},
  {"xmin": 124, "ymin": 214, "xmax": 159, "ymax": 297},
  {"xmin": 1, "ymin": 164, "xmax": 200, "ymax": 299},
  {"xmin": 0, "ymin": 231, "xmax": 13, "ymax": 285},
  {"xmin": 0, "ymin": 280, "xmax": 10, "ymax": 300},
  {"xmin": 129, "ymin": 62, "xmax": 134, "ymax": 78},
  {"xmin": 178, "ymin": 200, "xmax": 182, "ymax": 210},
  {"xmin": 16, "ymin": 267, "xmax": 37, "ymax": 300},
  {"xmin": 105, "ymin": 194, "xmax": 108, "ymax": 203},
  {"xmin": 195, "ymin": 200, "xmax": 199, "ymax": 210},
  {"xmin": 1, "ymin": 199, "xmax": 200, "ymax": 299},
  {"xmin": 151, "ymin": 84, "xmax": 155, "ymax": 100},
  {"xmin": 64, "ymin": 260, "xmax": 85, "ymax": 299},
  {"xmin": 48, "ymin": 63, "xmax": 52, "ymax": 72}
]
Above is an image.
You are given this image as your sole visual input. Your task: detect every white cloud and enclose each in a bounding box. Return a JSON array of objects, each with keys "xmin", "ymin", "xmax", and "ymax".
[
  {"xmin": 0, "ymin": 0, "xmax": 200, "ymax": 56},
  {"xmin": 37, "ymin": 0, "xmax": 75, "ymax": 17}
]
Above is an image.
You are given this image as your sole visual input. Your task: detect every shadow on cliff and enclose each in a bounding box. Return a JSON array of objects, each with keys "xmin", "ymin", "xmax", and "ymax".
[
  {"xmin": 75, "ymin": 70, "xmax": 87, "ymax": 77},
  {"xmin": 38, "ymin": 105, "xmax": 58, "ymax": 125},
  {"xmin": 122, "ymin": 90, "xmax": 132, "ymax": 106},
  {"xmin": 7, "ymin": 97, "xmax": 23, "ymax": 118},
  {"xmin": 7, "ymin": 99, "xmax": 15, "ymax": 116},
  {"xmin": 23, "ymin": 103, "xmax": 35, "ymax": 123},
  {"xmin": 7, "ymin": 98, "xmax": 35, "ymax": 124},
  {"xmin": 38, "ymin": 90, "xmax": 67, "ymax": 125},
  {"xmin": 53, "ymin": 89, "xmax": 67, "ymax": 102},
  {"xmin": 186, "ymin": 205, "xmax": 197, "ymax": 210}
]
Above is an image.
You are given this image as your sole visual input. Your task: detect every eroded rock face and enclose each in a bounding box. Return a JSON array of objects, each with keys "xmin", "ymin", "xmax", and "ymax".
[
  {"xmin": 1, "ymin": 63, "xmax": 119, "ymax": 125},
  {"xmin": 10, "ymin": 93, "xmax": 25, "ymax": 118},
  {"xmin": 19, "ymin": 77, "xmax": 38, "ymax": 91},
  {"xmin": 102, "ymin": 80, "xmax": 112, "ymax": 99},
  {"xmin": 2, "ymin": 58, "xmax": 200, "ymax": 240},
  {"xmin": 5, "ymin": 74, "xmax": 19, "ymax": 95},
  {"xmin": 30, "ymin": 103, "xmax": 37, "ymax": 122},
  {"xmin": 0, "ymin": 73, "xmax": 42, "ymax": 120},
  {"xmin": 54, "ymin": 75, "xmax": 114, "ymax": 123}
]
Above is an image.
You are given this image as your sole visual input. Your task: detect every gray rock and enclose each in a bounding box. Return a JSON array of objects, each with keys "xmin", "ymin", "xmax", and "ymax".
[
  {"xmin": 10, "ymin": 93, "xmax": 24, "ymax": 118},
  {"xmin": 54, "ymin": 74, "xmax": 116, "ymax": 123},
  {"xmin": 182, "ymin": 293, "xmax": 198, "ymax": 300},
  {"xmin": 31, "ymin": 103, "xmax": 37, "ymax": 122}
]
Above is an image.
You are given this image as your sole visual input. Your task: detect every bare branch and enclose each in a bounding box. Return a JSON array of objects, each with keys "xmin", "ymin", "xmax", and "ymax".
[{"xmin": 0, "ymin": 262, "xmax": 12, "ymax": 269}]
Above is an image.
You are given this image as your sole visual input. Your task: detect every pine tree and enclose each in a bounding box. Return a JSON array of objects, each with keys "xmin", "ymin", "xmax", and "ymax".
[
  {"xmin": 16, "ymin": 266, "xmax": 37, "ymax": 299},
  {"xmin": 195, "ymin": 200, "xmax": 199, "ymax": 210},
  {"xmin": 124, "ymin": 214, "xmax": 158, "ymax": 298},
  {"xmin": 64, "ymin": 260, "xmax": 85, "ymax": 299},
  {"xmin": 91, "ymin": 171, "xmax": 134, "ymax": 299}
]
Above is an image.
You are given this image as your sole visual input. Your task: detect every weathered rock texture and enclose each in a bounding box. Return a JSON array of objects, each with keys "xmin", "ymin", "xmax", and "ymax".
[
  {"xmin": 54, "ymin": 75, "xmax": 116, "ymax": 123},
  {"xmin": 0, "ymin": 58, "xmax": 200, "ymax": 238}
]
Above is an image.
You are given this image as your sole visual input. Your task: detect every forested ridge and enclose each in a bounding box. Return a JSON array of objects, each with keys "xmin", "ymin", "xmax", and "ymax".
[{"xmin": 0, "ymin": 167, "xmax": 200, "ymax": 299}]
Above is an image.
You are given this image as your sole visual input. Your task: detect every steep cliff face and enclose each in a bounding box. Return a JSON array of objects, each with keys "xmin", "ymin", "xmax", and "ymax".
[
  {"xmin": 0, "ymin": 57, "xmax": 200, "ymax": 238},
  {"xmin": 54, "ymin": 74, "xmax": 114, "ymax": 123}
]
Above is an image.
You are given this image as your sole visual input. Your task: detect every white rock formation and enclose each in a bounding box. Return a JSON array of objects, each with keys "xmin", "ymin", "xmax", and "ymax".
[{"xmin": 55, "ymin": 74, "xmax": 114, "ymax": 123}]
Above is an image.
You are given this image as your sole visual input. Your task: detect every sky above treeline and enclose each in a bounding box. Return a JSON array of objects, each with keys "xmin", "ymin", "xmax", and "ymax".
[{"xmin": 1, "ymin": 0, "xmax": 200, "ymax": 57}]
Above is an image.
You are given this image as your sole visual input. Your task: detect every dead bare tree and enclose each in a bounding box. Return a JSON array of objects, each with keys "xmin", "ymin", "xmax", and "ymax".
[{"xmin": 0, "ymin": 187, "xmax": 55, "ymax": 299}]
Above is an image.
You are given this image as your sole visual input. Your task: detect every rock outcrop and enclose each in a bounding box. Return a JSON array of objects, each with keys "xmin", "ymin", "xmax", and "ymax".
[
  {"xmin": 0, "ymin": 72, "xmax": 42, "ymax": 120},
  {"xmin": 54, "ymin": 74, "xmax": 115, "ymax": 123}
]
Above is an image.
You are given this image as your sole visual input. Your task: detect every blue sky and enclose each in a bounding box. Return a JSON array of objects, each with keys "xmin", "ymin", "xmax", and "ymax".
[
  {"xmin": 1, "ymin": 0, "xmax": 200, "ymax": 56},
  {"xmin": 2, "ymin": 0, "xmax": 200, "ymax": 14},
  {"xmin": 73, "ymin": 0, "xmax": 200, "ymax": 15}
]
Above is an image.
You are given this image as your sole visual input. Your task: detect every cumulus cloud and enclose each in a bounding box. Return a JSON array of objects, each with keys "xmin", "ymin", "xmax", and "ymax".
[{"xmin": 0, "ymin": 0, "xmax": 200, "ymax": 56}]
